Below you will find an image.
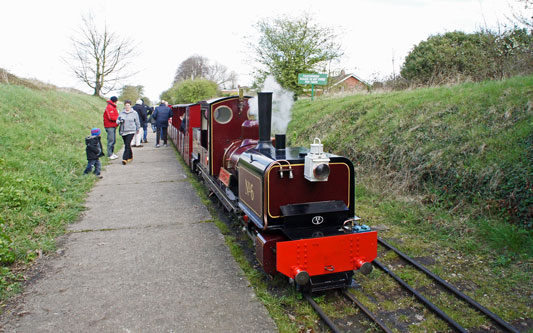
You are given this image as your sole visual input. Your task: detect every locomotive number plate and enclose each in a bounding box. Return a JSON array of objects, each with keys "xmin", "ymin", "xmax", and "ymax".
[{"xmin": 239, "ymin": 167, "xmax": 262, "ymax": 217}]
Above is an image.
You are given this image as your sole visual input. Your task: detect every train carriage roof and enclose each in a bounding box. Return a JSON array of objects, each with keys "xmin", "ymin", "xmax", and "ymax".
[
  {"xmin": 170, "ymin": 102, "xmax": 199, "ymax": 108},
  {"xmin": 202, "ymin": 95, "xmax": 252, "ymax": 106}
]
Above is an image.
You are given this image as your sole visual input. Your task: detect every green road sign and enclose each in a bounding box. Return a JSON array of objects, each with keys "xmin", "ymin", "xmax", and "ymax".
[{"xmin": 298, "ymin": 73, "xmax": 328, "ymax": 85}]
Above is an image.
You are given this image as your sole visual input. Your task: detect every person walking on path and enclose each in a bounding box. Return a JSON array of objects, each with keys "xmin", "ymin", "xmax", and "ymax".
[
  {"xmin": 103, "ymin": 96, "xmax": 119, "ymax": 160},
  {"xmin": 141, "ymin": 99, "xmax": 153, "ymax": 143},
  {"xmin": 148, "ymin": 104, "xmax": 157, "ymax": 134},
  {"xmin": 117, "ymin": 100, "xmax": 140, "ymax": 165},
  {"xmin": 153, "ymin": 100, "xmax": 173, "ymax": 148},
  {"xmin": 83, "ymin": 128, "xmax": 105, "ymax": 178},
  {"xmin": 132, "ymin": 100, "xmax": 146, "ymax": 148}
]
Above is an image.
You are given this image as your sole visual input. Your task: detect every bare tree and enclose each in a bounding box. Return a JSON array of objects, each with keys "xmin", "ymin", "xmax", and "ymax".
[
  {"xmin": 173, "ymin": 55, "xmax": 210, "ymax": 83},
  {"xmin": 67, "ymin": 14, "xmax": 137, "ymax": 96},
  {"xmin": 206, "ymin": 62, "xmax": 239, "ymax": 88},
  {"xmin": 173, "ymin": 55, "xmax": 239, "ymax": 88},
  {"xmin": 509, "ymin": 0, "xmax": 533, "ymax": 29}
]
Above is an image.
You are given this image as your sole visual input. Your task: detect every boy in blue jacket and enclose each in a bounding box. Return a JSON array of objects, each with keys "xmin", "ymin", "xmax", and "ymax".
[{"xmin": 84, "ymin": 128, "xmax": 105, "ymax": 178}]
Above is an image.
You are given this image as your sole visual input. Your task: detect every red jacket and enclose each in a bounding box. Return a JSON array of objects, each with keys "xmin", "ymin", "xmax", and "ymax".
[{"xmin": 103, "ymin": 100, "xmax": 119, "ymax": 128}]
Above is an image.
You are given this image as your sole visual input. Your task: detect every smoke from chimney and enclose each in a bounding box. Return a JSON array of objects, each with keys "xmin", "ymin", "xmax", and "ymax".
[{"xmin": 248, "ymin": 75, "xmax": 294, "ymax": 134}]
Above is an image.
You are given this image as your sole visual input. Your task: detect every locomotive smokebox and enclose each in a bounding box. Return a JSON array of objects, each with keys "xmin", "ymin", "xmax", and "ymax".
[{"xmin": 257, "ymin": 92, "xmax": 273, "ymax": 152}]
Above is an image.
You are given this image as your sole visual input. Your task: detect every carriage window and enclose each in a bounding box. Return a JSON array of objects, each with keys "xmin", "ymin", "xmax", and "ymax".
[{"xmin": 214, "ymin": 106, "xmax": 233, "ymax": 124}]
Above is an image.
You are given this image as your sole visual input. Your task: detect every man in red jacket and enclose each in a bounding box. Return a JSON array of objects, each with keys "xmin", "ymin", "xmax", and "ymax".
[{"xmin": 103, "ymin": 96, "xmax": 119, "ymax": 159}]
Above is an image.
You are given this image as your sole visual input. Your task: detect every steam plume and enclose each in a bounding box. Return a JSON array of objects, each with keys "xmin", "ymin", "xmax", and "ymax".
[{"xmin": 248, "ymin": 75, "xmax": 294, "ymax": 134}]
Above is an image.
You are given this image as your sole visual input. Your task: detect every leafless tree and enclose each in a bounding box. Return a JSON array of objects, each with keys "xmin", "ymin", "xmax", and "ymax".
[
  {"xmin": 206, "ymin": 62, "xmax": 239, "ymax": 88},
  {"xmin": 173, "ymin": 55, "xmax": 239, "ymax": 88},
  {"xmin": 511, "ymin": 0, "xmax": 533, "ymax": 29},
  {"xmin": 67, "ymin": 14, "xmax": 137, "ymax": 96},
  {"xmin": 173, "ymin": 55, "xmax": 210, "ymax": 83}
]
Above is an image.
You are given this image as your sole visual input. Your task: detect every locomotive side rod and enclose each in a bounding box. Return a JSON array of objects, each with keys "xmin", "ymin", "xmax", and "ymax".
[
  {"xmin": 341, "ymin": 290, "xmax": 393, "ymax": 333},
  {"xmin": 302, "ymin": 293, "xmax": 341, "ymax": 333},
  {"xmin": 378, "ymin": 237, "xmax": 519, "ymax": 333},
  {"xmin": 373, "ymin": 259, "xmax": 467, "ymax": 332}
]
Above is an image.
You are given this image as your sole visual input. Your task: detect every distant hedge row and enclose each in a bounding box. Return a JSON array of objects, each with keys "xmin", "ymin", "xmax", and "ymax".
[{"xmin": 401, "ymin": 29, "xmax": 533, "ymax": 85}]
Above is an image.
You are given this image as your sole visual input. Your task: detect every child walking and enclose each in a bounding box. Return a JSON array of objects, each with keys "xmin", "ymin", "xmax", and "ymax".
[{"xmin": 84, "ymin": 128, "xmax": 105, "ymax": 178}]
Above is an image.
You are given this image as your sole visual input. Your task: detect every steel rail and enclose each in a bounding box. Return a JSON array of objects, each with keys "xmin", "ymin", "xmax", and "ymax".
[
  {"xmin": 341, "ymin": 290, "xmax": 393, "ymax": 333},
  {"xmin": 378, "ymin": 237, "xmax": 519, "ymax": 333},
  {"xmin": 374, "ymin": 259, "xmax": 467, "ymax": 332},
  {"xmin": 303, "ymin": 293, "xmax": 341, "ymax": 333}
]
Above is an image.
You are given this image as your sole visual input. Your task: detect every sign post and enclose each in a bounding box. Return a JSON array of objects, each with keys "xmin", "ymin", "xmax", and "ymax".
[{"xmin": 298, "ymin": 73, "xmax": 328, "ymax": 101}]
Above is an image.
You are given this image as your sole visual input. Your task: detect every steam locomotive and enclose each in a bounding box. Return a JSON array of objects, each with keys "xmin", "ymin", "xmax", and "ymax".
[{"xmin": 168, "ymin": 91, "xmax": 377, "ymax": 292}]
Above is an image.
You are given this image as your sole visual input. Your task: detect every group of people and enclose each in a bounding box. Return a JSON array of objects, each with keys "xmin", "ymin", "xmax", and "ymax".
[{"xmin": 83, "ymin": 97, "xmax": 173, "ymax": 176}]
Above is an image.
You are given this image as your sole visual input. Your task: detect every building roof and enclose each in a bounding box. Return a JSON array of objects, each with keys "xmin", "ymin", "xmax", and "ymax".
[{"xmin": 332, "ymin": 73, "xmax": 369, "ymax": 87}]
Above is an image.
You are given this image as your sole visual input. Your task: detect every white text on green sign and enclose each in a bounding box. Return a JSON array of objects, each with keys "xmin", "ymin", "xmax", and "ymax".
[{"xmin": 298, "ymin": 73, "xmax": 328, "ymax": 85}]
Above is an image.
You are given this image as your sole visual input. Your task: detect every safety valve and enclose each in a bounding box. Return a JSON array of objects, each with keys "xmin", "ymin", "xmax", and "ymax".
[{"xmin": 304, "ymin": 138, "xmax": 330, "ymax": 182}]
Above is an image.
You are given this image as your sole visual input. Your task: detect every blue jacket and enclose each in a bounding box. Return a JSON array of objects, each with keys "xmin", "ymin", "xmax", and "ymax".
[{"xmin": 153, "ymin": 104, "xmax": 173, "ymax": 128}]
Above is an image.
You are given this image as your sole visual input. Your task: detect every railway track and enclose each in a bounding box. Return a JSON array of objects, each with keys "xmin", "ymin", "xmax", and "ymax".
[{"xmin": 304, "ymin": 237, "xmax": 519, "ymax": 332}]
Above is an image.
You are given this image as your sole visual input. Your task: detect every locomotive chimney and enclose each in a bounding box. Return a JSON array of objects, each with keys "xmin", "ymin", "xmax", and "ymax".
[{"xmin": 256, "ymin": 92, "xmax": 273, "ymax": 152}]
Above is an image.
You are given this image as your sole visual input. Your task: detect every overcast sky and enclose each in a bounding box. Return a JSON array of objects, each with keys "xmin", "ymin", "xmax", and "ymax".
[{"xmin": 0, "ymin": 0, "xmax": 529, "ymax": 102}]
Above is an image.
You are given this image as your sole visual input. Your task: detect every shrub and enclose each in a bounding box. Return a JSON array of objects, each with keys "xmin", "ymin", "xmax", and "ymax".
[
  {"xmin": 161, "ymin": 79, "xmax": 219, "ymax": 104},
  {"xmin": 401, "ymin": 29, "xmax": 533, "ymax": 85}
]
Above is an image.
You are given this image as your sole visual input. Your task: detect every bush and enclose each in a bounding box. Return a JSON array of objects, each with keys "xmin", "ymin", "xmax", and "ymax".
[
  {"xmin": 161, "ymin": 79, "xmax": 219, "ymax": 104},
  {"xmin": 401, "ymin": 29, "xmax": 533, "ymax": 85}
]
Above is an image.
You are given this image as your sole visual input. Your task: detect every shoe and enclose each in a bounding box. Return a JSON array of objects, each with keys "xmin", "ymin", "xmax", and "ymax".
[
  {"xmin": 122, "ymin": 160, "xmax": 127, "ymax": 165},
  {"xmin": 155, "ymin": 144, "xmax": 160, "ymax": 148},
  {"xmin": 127, "ymin": 158, "xmax": 133, "ymax": 162},
  {"xmin": 95, "ymin": 175, "xmax": 103, "ymax": 179},
  {"xmin": 137, "ymin": 145, "xmax": 144, "ymax": 148},
  {"xmin": 143, "ymin": 140, "xmax": 148, "ymax": 143},
  {"xmin": 132, "ymin": 144, "xmax": 137, "ymax": 147},
  {"xmin": 109, "ymin": 154, "xmax": 118, "ymax": 160},
  {"xmin": 163, "ymin": 144, "xmax": 168, "ymax": 147}
]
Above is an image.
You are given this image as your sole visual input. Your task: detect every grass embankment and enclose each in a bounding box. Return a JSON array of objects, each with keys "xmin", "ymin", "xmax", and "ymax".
[
  {"xmin": 287, "ymin": 76, "xmax": 532, "ymax": 328},
  {"xmin": 0, "ymin": 84, "xmax": 109, "ymax": 299},
  {"xmin": 290, "ymin": 76, "xmax": 532, "ymax": 252}
]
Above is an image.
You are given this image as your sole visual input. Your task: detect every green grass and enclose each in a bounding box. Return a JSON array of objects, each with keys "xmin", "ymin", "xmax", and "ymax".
[
  {"xmin": 0, "ymin": 84, "xmax": 111, "ymax": 298},
  {"xmin": 290, "ymin": 76, "xmax": 533, "ymax": 230},
  {"xmin": 288, "ymin": 76, "xmax": 532, "ymax": 329}
]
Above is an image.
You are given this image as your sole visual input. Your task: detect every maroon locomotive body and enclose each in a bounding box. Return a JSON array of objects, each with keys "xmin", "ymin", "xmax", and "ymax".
[{"xmin": 169, "ymin": 91, "xmax": 377, "ymax": 292}]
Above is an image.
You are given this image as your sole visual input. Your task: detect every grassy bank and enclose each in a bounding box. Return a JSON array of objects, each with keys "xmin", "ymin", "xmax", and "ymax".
[
  {"xmin": 0, "ymin": 84, "xmax": 109, "ymax": 298},
  {"xmin": 289, "ymin": 75, "xmax": 532, "ymax": 248},
  {"xmin": 286, "ymin": 76, "xmax": 532, "ymax": 327}
]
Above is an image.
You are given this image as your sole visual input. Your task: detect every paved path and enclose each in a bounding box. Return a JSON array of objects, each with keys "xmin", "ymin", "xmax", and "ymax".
[{"xmin": 1, "ymin": 130, "xmax": 277, "ymax": 332}]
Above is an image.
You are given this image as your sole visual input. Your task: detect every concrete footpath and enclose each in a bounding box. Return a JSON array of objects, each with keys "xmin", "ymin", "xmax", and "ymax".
[{"xmin": 0, "ymin": 130, "xmax": 277, "ymax": 332}]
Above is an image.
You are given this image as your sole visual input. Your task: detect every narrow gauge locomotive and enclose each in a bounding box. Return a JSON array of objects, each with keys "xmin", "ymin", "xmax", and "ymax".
[{"xmin": 168, "ymin": 91, "xmax": 377, "ymax": 292}]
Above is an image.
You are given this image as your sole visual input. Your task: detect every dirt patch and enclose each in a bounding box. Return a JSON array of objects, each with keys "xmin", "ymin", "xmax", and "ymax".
[
  {"xmin": 412, "ymin": 256, "xmax": 436, "ymax": 266},
  {"xmin": 0, "ymin": 234, "xmax": 70, "ymax": 320}
]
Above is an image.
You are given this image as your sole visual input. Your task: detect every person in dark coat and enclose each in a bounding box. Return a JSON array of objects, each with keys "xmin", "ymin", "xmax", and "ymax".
[
  {"xmin": 132, "ymin": 100, "xmax": 146, "ymax": 147},
  {"xmin": 141, "ymin": 99, "xmax": 153, "ymax": 143},
  {"xmin": 84, "ymin": 128, "xmax": 105, "ymax": 178},
  {"xmin": 152, "ymin": 101, "xmax": 173, "ymax": 147}
]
